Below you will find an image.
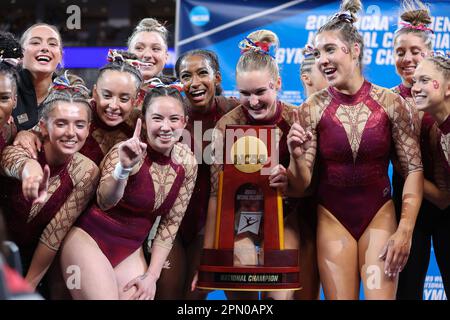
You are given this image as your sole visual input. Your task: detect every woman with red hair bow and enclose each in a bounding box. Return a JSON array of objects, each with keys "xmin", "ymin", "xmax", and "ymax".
[
  {"xmin": 200, "ymin": 29, "xmax": 299, "ymax": 300},
  {"xmin": 391, "ymin": 0, "xmax": 450, "ymax": 300},
  {"xmin": 287, "ymin": 0, "xmax": 423, "ymax": 300},
  {"xmin": 1, "ymin": 73, "xmax": 99, "ymax": 292}
]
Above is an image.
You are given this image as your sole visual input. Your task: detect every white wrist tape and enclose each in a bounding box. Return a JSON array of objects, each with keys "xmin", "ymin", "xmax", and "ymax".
[{"xmin": 113, "ymin": 162, "xmax": 133, "ymax": 180}]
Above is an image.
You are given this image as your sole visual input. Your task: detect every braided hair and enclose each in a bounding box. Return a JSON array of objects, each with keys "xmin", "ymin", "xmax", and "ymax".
[
  {"xmin": 127, "ymin": 18, "xmax": 169, "ymax": 49},
  {"xmin": 97, "ymin": 50, "xmax": 143, "ymax": 92},
  {"xmin": 394, "ymin": 0, "xmax": 434, "ymax": 51},
  {"xmin": 300, "ymin": 45, "xmax": 316, "ymax": 75},
  {"xmin": 426, "ymin": 54, "xmax": 450, "ymax": 80},
  {"xmin": 237, "ymin": 29, "xmax": 280, "ymax": 82},
  {"xmin": 316, "ymin": 0, "xmax": 365, "ymax": 67},
  {"xmin": 0, "ymin": 31, "xmax": 21, "ymax": 93},
  {"xmin": 39, "ymin": 71, "xmax": 92, "ymax": 122}
]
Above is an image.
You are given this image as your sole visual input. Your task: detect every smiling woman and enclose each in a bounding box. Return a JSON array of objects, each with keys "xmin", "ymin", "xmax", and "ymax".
[
  {"xmin": 13, "ymin": 24, "xmax": 63, "ymax": 131},
  {"xmin": 128, "ymin": 18, "xmax": 169, "ymax": 82},
  {"xmin": 127, "ymin": 18, "xmax": 175, "ymax": 111},
  {"xmin": 0, "ymin": 31, "xmax": 21, "ymax": 155},
  {"xmin": 389, "ymin": 0, "xmax": 450, "ymax": 301},
  {"xmin": 200, "ymin": 29, "xmax": 301, "ymax": 301},
  {"xmin": 287, "ymin": 0, "xmax": 424, "ymax": 300},
  {"xmin": 76, "ymin": 50, "xmax": 143, "ymax": 166},
  {"xmin": 60, "ymin": 86, "xmax": 197, "ymax": 300},
  {"xmin": 155, "ymin": 49, "xmax": 238, "ymax": 300},
  {"xmin": 394, "ymin": 54, "xmax": 450, "ymax": 300},
  {"xmin": 0, "ymin": 73, "xmax": 99, "ymax": 296}
]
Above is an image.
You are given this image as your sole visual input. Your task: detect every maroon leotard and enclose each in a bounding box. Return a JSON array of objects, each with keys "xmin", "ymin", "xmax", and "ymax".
[
  {"xmin": 1, "ymin": 147, "xmax": 98, "ymax": 267},
  {"xmin": 299, "ymin": 80, "xmax": 422, "ymax": 239},
  {"xmin": 76, "ymin": 142, "xmax": 197, "ymax": 267},
  {"xmin": 438, "ymin": 116, "xmax": 450, "ymax": 173},
  {"xmin": 178, "ymin": 96, "xmax": 239, "ymax": 244},
  {"xmin": 392, "ymin": 84, "xmax": 450, "ymax": 191}
]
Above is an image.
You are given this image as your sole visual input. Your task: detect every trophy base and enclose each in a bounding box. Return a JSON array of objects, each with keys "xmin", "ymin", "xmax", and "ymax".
[{"xmin": 197, "ymin": 248, "xmax": 301, "ymax": 291}]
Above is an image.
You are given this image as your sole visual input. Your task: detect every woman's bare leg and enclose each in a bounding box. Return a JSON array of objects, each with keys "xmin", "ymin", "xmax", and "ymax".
[
  {"xmin": 48, "ymin": 253, "xmax": 72, "ymax": 300},
  {"xmin": 317, "ymin": 206, "xmax": 359, "ymax": 300},
  {"xmin": 359, "ymin": 201, "xmax": 398, "ymax": 300},
  {"xmin": 114, "ymin": 247, "xmax": 148, "ymax": 300},
  {"xmin": 60, "ymin": 227, "xmax": 119, "ymax": 300}
]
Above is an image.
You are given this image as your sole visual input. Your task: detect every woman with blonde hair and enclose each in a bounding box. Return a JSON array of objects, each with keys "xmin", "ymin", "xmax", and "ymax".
[
  {"xmin": 61, "ymin": 86, "xmax": 197, "ymax": 300},
  {"xmin": 391, "ymin": 0, "xmax": 450, "ymax": 300},
  {"xmin": 201, "ymin": 29, "xmax": 298, "ymax": 300},
  {"xmin": 127, "ymin": 18, "xmax": 177, "ymax": 109},
  {"xmin": 1, "ymin": 74, "xmax": 99, "ymax": 292},
  {"xmin": 287, "ymin": 0, "xmax": 423, "ymax": 299}
]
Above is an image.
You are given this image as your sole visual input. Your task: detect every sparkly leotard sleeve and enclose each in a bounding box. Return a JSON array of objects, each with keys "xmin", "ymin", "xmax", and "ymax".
[
  {"xmin": 152, "ymin": 144, "xmax": 198, "ymax": 250},
  {"xmin": 1, "ymin": 146, "xmax": 99, "ymax": 267},
  {"xmin": 0, "ymin": 122, "xmax": 16, "ymax": 155},
  {"xmin": 298, "ymin": 81, "xmax": 422, "ymax": 239},
  {"xmin": 76, "ymin": 142, "xmax": 197, "ymax": 267}
]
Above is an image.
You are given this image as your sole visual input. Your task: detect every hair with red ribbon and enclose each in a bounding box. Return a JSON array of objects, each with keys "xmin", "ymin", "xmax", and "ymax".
[
  {"xmin": 144, "ymin": 77, "xmax": 184, "ymax": 93},
  {"xmin": 107, "ymin": 49, "xmax": 152, "ymax": 70},
  {"xmin": 238, "ymin": 37, "xmax": 276, "ymax": 59},
  {"xmin": 40, "ymin": 71, "xmax": 91, "ymax": 122},
  {"xmin": 399, "ymin": 21, "xmax": 434, "ymax": 34}
]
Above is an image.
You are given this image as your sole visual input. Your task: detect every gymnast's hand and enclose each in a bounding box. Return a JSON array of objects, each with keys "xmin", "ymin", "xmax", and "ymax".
[
  {"xmin": 118, "ymin": 118, "xmax": 147, "ymax": 169},
  {"xmin": 191, "ymin": 270, "xmax": 198, "ymax": 292},
  {"xmin": 190, "ymin": 270, "xmax": 211, "ymax": 294},
  {"xmin": 22, "ymin": 164, "xmax": 50, "ymax": 205},
  {"xmin": 13, "ymin": 130, "xmax": 42, "ymax": 160},
  {"xmin": 379, "ymin": 230, "xmax": 412, "ymax": 278},
  {"xmin": 287, "ymin": 109, "xmax": 312, "ymax": 160},
  {"xmin": 123, "ymin": 272, "xmax": 157, "ymax": 300},
  {"xmin": 269, "ymin": 164, "xmax": 287, "ymax": 194}
]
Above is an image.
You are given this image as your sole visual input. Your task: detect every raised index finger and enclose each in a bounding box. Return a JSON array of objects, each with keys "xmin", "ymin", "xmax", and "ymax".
[
  {"xmin": 292, "ymin": 108, "xmax": 300, "ymax": 124},
  {"xmin": 133, "ymin": 118, "xmax": 142, "ymax": 139}
]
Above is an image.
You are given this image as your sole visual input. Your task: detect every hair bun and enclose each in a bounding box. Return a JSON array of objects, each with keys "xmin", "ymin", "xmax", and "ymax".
[
  {"xmin": 51, "ymin": 70, "xmax": 90, "ymax": 98},
  {"xmin": 137, "ymin": 18, "xmax": 164, "ymax": 31},
  {"xmin": 339, "ymin": 0, "xmax": 362, "ymax": 23},
  {"xmin": 301, "ymin": 45, "xmax": 315, "ymax": 59},
  {"xmin": 401, "ymin": 9, "xmax": 431, "ymax": 26},
  {"xmin": 400, "ymin": 0, "xmax": 432, "ymax": 26},
  {"xmin": 239, "ymin": 30, "xmax": 279, "ymax": 58},
  {"xmin": 134, "ymin": 18, "xmax": 168, "ymax": 41}
]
